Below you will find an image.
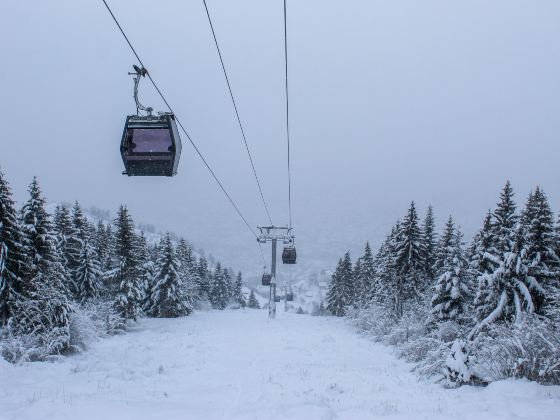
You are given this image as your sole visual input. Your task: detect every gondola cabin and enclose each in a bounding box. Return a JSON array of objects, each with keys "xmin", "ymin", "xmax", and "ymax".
[
  {"xmin": 274, "ymin": 295, "xmax": 281, "ymax": 303},
  {"xmin": 120, "ymin": 113, "xmax": 182, "ymax": 176},
  {"xmin": 262, "ymin": 273, "xmax": 272, "ymax": 286},
  {"xmin": 286, "ymin": 292, "xmax": 294, "ymax": 302},
  {"xmin": 282, "ymin": 246, "xmax": 297, "ymax": 264}
]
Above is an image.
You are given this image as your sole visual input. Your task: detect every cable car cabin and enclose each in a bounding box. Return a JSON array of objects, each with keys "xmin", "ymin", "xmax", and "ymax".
[
  {"xmin": 282, "ymin": 246, "xmax": 297, "ymax": 264},
  {"xmin": 120, "ymin": 114, "xmax": 182, "ymax": 176},
  {"xmin": 286, "ymin": 292, "xmax": 294, "ymax": 302},
  {"xmin": 274, "ymin": 295, "xmax": 281, "ymax": 303},
  {"xmin": 262, "ymin": 273, "xmax": 272, "ymax": 286}
]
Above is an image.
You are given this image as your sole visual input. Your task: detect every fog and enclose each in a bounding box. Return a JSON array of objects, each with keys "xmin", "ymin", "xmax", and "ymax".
[{"xmin": 1, "ymin": 0, "xmax": 559, "ymax": 280}]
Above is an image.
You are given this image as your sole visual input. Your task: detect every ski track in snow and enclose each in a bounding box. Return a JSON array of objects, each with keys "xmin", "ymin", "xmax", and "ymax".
[{"xmin": 1, "ymin": 310, "xmax": 559, "ymax": 420}]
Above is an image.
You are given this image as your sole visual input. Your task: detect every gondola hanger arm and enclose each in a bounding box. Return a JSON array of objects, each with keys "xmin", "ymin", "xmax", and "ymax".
[{"xmin": 128, "ymin": 65, "xmax": 153, "ymax": 116}]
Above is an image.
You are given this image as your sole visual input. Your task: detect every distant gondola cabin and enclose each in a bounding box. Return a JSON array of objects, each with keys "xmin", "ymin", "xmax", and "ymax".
[
  {"xmin": 282, "ymin": 246, "xmax": 297, "ymax": 264},
  {"xmin": 262, "ymin": 273, "xmax": 272, "ymax": 286}
]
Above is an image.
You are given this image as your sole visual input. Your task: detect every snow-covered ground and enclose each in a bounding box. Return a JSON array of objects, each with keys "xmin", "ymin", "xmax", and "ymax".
[{"xmin": 1, "ymin": 310, "xmax": 559, "ymax": 420}]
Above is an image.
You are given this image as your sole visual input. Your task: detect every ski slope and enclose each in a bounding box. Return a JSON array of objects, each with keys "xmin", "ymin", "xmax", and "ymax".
[{"xmin": 1, "ymin": 310, "xmax": 559, "ymax": 420}]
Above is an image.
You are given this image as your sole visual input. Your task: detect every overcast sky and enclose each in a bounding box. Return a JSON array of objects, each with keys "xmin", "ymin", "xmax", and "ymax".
[{"xmin": 1, "ymin": 0, "xmax": 559, "ymax": 280}]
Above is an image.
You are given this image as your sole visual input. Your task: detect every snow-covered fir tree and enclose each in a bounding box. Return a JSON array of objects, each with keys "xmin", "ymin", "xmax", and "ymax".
[
  {"xmin": 471, "ymin": 211, "xmax": 498, "ymax": 322},
  {"xmin": 136, "ymin": 232, "xmax": 154, "ymax": 312},
  {"xmin": 474, "ymin": 182, "xmax": 536, "ymax": 326},
  {"xmin": 75, "ymin": 238, "xmax": 102, "ymax": 303},
  {"xmin": 113, "ymin": 205, "xmax": 143, "ymax": 321},
  {"xmin": 0, "ymin": 170, "xmax": 27, "ymax": 326},
  {"xmin": 66, "ymin": 201, "xmax": 89, "ymax": 298},
  {"xmin": 492, "ymin": 181, "xmax": 518, "ymax": 255},
  {"xmin": 434, "ymin": 216, "xmax": 456, "ymax": 277},
  {"xmin": 480, "ymin": 223, "xmax": 535, "ymax": 325},
  {"xmin": 556, "ymin": 213, "xmax": 560, "ymax": 266},
  {"xmin": 394, "ymin": 202, "xmax": 426, "ymax": 304},
  {"xmin": 52, "ymin": 205, "xmax": 72, "ymax": 264},
  {"xmin": 326, "ymin": 259, "xmax": 344, "ymax": 316},
  {"xmin": 196, "ymin": 256, "xmax": 211, "ymax": 302},
  {"xmin": 231, "ymin": 271, "xmax": 246, "ymax": 308},
  {"xmin": 223, "ymin": 268, "xmax": 234, "ymax": 303},
  {"xmin": 94, "ymin": 220, "xmax": 112, "ymax": 274},
  {"xmin": 431, "ymin": 226, "xmax": 470, "ymax": 323},
  {"xmin": 209, "ymin": 262, "xmax": 230, "ymax": 310},
  {"xmin": 149, "ymin": 233, "xmax": 192, "ymax": 318},
  {"xmin": 247, "ymin": 289, "xmax": 260, "ymax": 309},
  {"xmin": 369, "ymin": 224, "xmax": 400, "ymax": 312},
  {"xmin": 352, "ymin": 256, "xmax": 363, "ymax": 307},
  {"xmin": 472, "ymin": 182, "xmax": 519, "ymax": 325},
  {"xmin": 11, "ymin": 177, "xmax": 70, "ymax": 355},
  {"xmin": 176, "ymin": 238, "xmax": 199, "ymax": 302},
  {"xmin": 422, "ymin": 205, "xmax": 437, "ymax": 280},
  {"xmin": 20, "ymin": 178, "xmax": 56, "ymax": 280},
  {"xmin": 326, "ymin": 252, "xmax": 354, "ymax": 316},
  {"xmin": 445, "ymin": 340, "xmax": 474, "ymax": 387},
  {"xmin": 355, "ymin": 242, "xmax": 374, "ymax": 306},
  {"xmin": 520, "ymin": 187, "xmax": 559, "ymax": 316}
]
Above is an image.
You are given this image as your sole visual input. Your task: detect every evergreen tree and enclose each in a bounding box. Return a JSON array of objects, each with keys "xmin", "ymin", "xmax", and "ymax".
[
  {"xmin": 66, "ymin": 201, "xmax": 88, "ymax": 297},
  {"xmin": 370, "ymin": 224, "xmax": 400, "ymax": 314},
  {"xmin": 492, "ymin": 181, "xmax": 518, "ymax": 254},
  {"xmin": 52, "ymin": 205, "xmax": 73, "ymax": 296},
  {"xmin": 247, "ymin": 289, "xmax": 260, "ymax": 309},
  {"xmin": 209, "ymin": 262, "xmax": 230, "ymax": 310},
  {"xmin": 434, "ymin": 216, "xmax": 456, "ymax": 277},
  {"xmin": 431, "ymin": 227, "xmax": 470, "ymax": 323},
  {"xmin": 475, "ymin": 182, "xmax": 535, "ymax": 326},
  {"xmin": 71, "ymin": 201, "xmax": 89, "ymax": 241},
  {"xmin": 96, "ymin": 222, "xmax": 116, "ymax": 299},
  {"xmin": 20, "ymin": 177, "xmax": 56, "ymax": 279},
  {"xmin": 75, "ymin": 239, "xmax": 102, "ymax": 303},
  {"xmin": 11, "ymin": 177, "xmax": 70, "ymax": 354},
  {"xmin": 136, "ymin": 232, "xmax": 152, "ymax": 311},
  {"xmin": 223, "ymin": 268, "xmax": 234, "ymax": 303},
  {"xmin": 175, "ymin": 238, "xmax": 197, "ymax": 313},
  {"xmin": 352, "ymin": 257, "xmax": 363, "ymax": 307},
  {"xmin": 113, "ymin": 205, "xmax": 142, "ymax": 321},
  {"xmin": 326, "ymin": 252, "xmax": 354, "ymax": 316},
  {"xmin": 471, "ymin": 211, "xmax": 499, "ymax": 322},
  {"xmin": 549, "ymin": 213, "xmax": 560, "ymax": 322},
  {"xmin": 556, "ymin": 213, "xmax": 560, "ymax": 263},
  {"xmin": 149, "ymin": 233, "xmax": 191, "ymax": 317},
  {"xmin": 358, "ymin": 242, "xmax": 376, "ymax": 306},
  {"xmin": 340, "ymin": 252, "xmax": 355, "ymax": 305},
  {"xmin": 422, "ymin": 205, "xmax": 437, "ymax": 280},
  {"xmin": 394, "ymin": 202, "xmax": 426, "ymax": 301},
  {"xmin": 482, "ymin": 223, "xmax": 535, "ymax": 324},
  {"xmin": 472, "ymin": 182, "xmax": 519, "ymax": 325},
  {"xmin": 327, "ymin": 258, "xmax": 345, "ymax": 316},
  {"xmin": 94, "ymin": 220, "xmax": 111, "ymax": 273},
  {"xmin": 104, "ymin": 224, "xmax": 116, "ymax": 272},
  {"xmin": 52, "ymin": 205, "xmax": 72, "ymax": 264},
  {"xmin": 0, "ymin": 170, "xmax": 27, "ymax": 325},
  {"xmin": 196, "ymin": 256, "xmax": 211, "ymax": 302},
  {"xmin": 144, "ymin": 238, "xmax": 162, "ymax": 316},
  {"xmin": 176, "ymin": 238, "xmax": 198, "ymax": 300},
  {"xmin": 520, "ymin": 187, "xmax": 559, "ymax": 316},
  {"xmin": 176, "ymin": 239, "xmax": 195, "ymax": 274},
  {"xmin": 232, "ymin": 271, "xmax": 246, "ymax": 308}
]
